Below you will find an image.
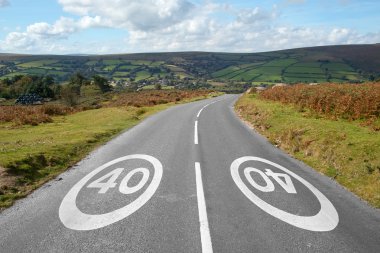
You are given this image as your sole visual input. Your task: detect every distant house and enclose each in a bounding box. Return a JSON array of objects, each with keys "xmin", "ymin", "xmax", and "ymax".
[
  {"xmin": 15, "ymin": 94, "xmax": 43, "ymax": 105},
  {"xmin": 256, "ymin": 86, "xmax": 267, "ymax": 92},
  {"xmin": 309, "ymin": 83, "xmax": 319, "ymax": 86},
  {"xmin": 273, "ymin": 83, "xmax": 289, "ymax": 88}
]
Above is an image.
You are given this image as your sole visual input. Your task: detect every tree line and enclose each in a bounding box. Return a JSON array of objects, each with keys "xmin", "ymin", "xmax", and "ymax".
[{"xmin": 0, "ymin": 73, "xmax": 112, "ymax": 105}]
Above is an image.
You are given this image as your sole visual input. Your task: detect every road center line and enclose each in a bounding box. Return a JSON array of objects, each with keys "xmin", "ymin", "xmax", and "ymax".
[
  {"xmin": 195, "ymin": 162, "xmax": 213, "ymax": 253},
  {"xmin": 197, "ymin": 100, "xmax": 219, "ymax": 118},
  {"xmin": 194, "ymin": 121, "xmax": 199, "ymax": 144}
]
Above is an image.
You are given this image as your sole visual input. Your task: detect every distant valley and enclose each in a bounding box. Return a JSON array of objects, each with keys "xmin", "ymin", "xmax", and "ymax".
[{"xmin": 1, "ymin": 44, "xmax": 379, "ymax": 89}]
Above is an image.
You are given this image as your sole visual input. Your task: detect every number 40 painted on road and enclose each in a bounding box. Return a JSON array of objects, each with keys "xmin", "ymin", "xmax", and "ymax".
[
  {"xmin": 87, "ymin": 167, "xmax": 150, "ymax": 195},
  {"xmin": 245, "ymin": 168, "xmax": 297, "ymax": 194}
]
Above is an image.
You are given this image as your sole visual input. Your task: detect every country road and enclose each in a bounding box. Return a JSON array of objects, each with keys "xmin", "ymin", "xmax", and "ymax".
[{"xmin": 0, "ymin": 94, "xmax": 379, "ymax": 253}]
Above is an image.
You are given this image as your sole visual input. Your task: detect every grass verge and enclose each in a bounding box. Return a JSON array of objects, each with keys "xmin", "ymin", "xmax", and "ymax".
[
  {"xmin": 0, "ymin": 91, "xmax": 222, "ymax": 210},
  {"xmin": 235, "ymin": 93, "xmax": 380, "ymax": 208}
]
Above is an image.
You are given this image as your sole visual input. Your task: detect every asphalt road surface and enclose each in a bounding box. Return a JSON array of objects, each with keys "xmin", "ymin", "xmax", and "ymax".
[{"xmin": 1, "ymin": 94, "xmax": 379, "ymax": 253}]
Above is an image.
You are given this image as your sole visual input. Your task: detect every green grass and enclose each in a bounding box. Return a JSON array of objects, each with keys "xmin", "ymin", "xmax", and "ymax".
[
  {"xmin": 263, "ymin": 59, "xmax": 297, "ymax": 67},
  {"xmin": 46, "ymin": 70, "xmax": 68, "ymax": 77},
  {"xmin": 18, "ymin": 60, "xmax": 58, "ymax": 68},
  {"xmin": 102, "ymin": 60, "xmax": 125, "ymax": 65},
  {"xmin": 135, "ymin": 71, "xmax": 152, "ymax": 81},
  {"xmin": 212, "ymin": 66, "xmax": 242, "ymax": 78},
  {"xmin": 0, "ymin": 72, "xmax": 24, "ymax": 79},
  {"xmin": 119, "ymin": 65, "xmax": 139, "ymax": 71},
  {"xmin": 85, "ymin": 60, "xmax": 99, "ymax": 66},
  {"xmin": 236, "ymin": 94, "xmax": 380, "ymax": 208},
  {"xmin": 322, "ymin": 62, "xmax": 354, "ymax": 71},
  {"xmin": 103, "ymin": 65, "xmax": 118, "ymax": 71},
  {"xmin": 21, "ymin": 68, "xmax": 48, "ymax": 75},
  {"xmin": 129, "ymin": 60, "xmax": 152, "ymax": 66},
  {"xmin": 0, "ymin": 107, "xmax": 142, "ymax": 209},
  {"xmin": 113, "ymin": 71, "xmax": 130, "ymax": 77}
]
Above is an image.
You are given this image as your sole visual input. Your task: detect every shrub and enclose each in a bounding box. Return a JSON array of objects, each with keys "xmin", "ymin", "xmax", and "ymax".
[
  {"xmin": 259, "ymin": 83, "xmax": 380, "ymax": 121},
  {"xmin": 0, "ymin": 104, "xmax": 75, "ymax": 126}
]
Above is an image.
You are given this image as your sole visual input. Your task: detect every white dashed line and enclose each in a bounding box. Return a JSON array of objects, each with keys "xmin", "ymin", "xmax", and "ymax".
[
  {"xmin": 195, "ymin": 162, "xmax": 213, "ymax": 253},
  {"xmin": 194, "ymin": 121, "xmax": 199, "ymax": 144}
]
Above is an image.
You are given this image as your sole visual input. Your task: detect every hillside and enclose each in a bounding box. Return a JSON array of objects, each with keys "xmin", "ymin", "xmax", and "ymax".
[{"xmin": 0, "ymin": 44, "xmax": 379, "ymax": 85}]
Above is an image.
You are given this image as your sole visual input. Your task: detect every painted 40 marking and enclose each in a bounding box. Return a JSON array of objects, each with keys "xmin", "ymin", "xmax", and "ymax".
[
  {"xmin": 87, "ymin": 167, "xmax": 150, "ymax": 195},
  {"xmin": 59, "ymin": 154, "xmax": 162, "ymax": 231},
  {"xmin": 231, "ymin": 156, "xmax": 339, "ymax": 232},
  {"xmin": 244, "ymin": 168, "xmax": 296, "ymax": 193}
]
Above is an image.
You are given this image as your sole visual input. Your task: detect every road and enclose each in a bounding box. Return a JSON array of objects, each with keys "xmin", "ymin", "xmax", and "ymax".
[{"xmin": 0, "ymin": 94, "xmax": 379, "ymax": 253}]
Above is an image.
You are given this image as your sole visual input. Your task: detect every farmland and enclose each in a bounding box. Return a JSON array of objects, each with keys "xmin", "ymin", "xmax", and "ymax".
[{"xmin": 0, "ymin": 44, "xmax": 379, "ymax": 88}]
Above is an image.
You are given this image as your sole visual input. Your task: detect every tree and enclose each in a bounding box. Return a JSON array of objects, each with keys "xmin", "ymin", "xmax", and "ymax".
[
  {"xmin": 93, "ymin": 75, "xmax": 112, "ymax": 93},
  {"xmin": 70, "ymin": 72, "xmax": 86, "ymax": 86},
  {"xmin": 154, "ymin": 83, "xmax": 162, "ymax": 90},
  {"xmin": 69, "ymin": 72, "xmax": 86, "ymax": 95},
  {"xmin": 60, "ymin": 84, "xmax": 79, "ymax": 106}
]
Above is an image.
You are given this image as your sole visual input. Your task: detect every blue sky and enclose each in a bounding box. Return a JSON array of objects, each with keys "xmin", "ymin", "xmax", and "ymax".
[{"xmin": 0, "ymin": 0, "xmax": 379, "ymax": 54}]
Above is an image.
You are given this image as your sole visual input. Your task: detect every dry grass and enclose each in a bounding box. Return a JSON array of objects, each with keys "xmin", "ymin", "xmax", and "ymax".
[
  {"xmin": 0, "ymin": 104, "xmax": 76, "ymax": 126},
  {"xmin": 0, "ymin": 90, "xmax": 212, "ymax": 126},
  {"xmin": 107, "ymin": 90, "xmax": 212, "ymax": 107},
  {"xmin": 260, "ymin": 83, "xmax": 380, "ymax": 122}
]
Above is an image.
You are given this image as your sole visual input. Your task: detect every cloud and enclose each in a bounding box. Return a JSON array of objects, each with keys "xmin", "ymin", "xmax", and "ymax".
[
  {"xmin": 1, "ymin": 0, "xmax": 379, "ymax": 54},
  {"xmin": 286, "ymin": 0, "xmax": 305, "ymax": 4},
  {"xmin": 0, "ymin": 16, "xmax": 109, "ymax": 52},
  {"xmin": 0, "ymin": 0, "xmax": 9, "ymax": 7},
  {"xmin": 58, "ymin": 0, "xmax": 195, "ymax": 31}
]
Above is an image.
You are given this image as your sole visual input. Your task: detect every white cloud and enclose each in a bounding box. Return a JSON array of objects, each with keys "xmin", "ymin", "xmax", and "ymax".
[
  {"xmin": 58, "ymin": 0, "xmax": 195, "ymax": 31},
  {"xmin": 286, "ymin": 0, "xmax": 306, "ymax": 4},
  {"xmin": 0, "ymin": 0, "xmax": 9, "ymax": 7},
  {"xmin": 0, "ymin": 16, "xmax": 110, "ymax": 52},
  {"xmin": 0, "ymin": 0, "xmax": 379, "ymax": 54}
]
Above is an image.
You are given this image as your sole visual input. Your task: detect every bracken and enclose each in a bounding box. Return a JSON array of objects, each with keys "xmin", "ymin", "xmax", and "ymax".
[{"xmin": 259, "ymin": 83, "xmax": 380, "ymax": 121}]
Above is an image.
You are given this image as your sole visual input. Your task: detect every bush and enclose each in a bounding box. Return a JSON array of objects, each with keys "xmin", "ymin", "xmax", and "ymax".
[
  {"xmin": 259, "ymin": 83, "xmax": 380, "ymax": 120},
  {"xmin": 0, "ymin": 104, "xmax": 75, "ymax": 126}
]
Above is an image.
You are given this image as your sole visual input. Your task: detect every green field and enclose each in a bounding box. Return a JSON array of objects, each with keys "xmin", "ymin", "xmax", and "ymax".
[
  {"xmin": 18, "ymin": 60, "xmax": 58, "ymax": 68},
  {"xmin": 1, "ymin": 44, "xmax": 377, "ymax": 84},
  {"xmin": 103, "ymin": 65, "xmax": 118, "ymax": 71},
  {"xmin": 212, "ymin": 58, "xmax": 362, "ymax": 83},
  {"xmin": 135, "ymin": 71, "xmax": 152, "ymax": 81},
  {"xmin": 119, "ymin": 65, "xmax": 139, "ymax": 71},
  {"xmin": 21, "ymin": 68, "xmax": 47, "ymax": 75}
]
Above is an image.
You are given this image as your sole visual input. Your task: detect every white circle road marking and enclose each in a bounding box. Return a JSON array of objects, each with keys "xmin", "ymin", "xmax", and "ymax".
[
  {"xmin": 231, "ymin": 156, "xmax": 339, "ymax": 232},
  {"xmin": 59, "ymin": 154, "xmax": 163, "ymax": 231}
]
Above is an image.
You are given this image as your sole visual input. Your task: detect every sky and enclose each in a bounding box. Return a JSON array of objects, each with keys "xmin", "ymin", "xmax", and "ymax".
[{"xmin": 0, "ymin": 0, "xmax": 379, "ymax": 54}]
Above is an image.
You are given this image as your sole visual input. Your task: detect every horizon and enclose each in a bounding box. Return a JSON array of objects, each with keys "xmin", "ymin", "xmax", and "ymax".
[{"xmin": 0, "ymin": 43, "xmax": 378, "ymax": 57}]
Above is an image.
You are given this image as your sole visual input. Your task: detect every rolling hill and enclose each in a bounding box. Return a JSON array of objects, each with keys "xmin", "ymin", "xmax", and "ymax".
[{"xmin": 0, "ymin": 44, "xmax": 379, "ymax": 85}]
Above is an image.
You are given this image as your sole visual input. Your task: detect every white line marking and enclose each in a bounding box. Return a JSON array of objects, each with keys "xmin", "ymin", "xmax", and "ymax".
[
  {"xmin": 195, "ymin": 162, "xmax": 213, "ymax": 253},
  {"xmin": 197, "ymin": 107, "xmax": 205, "ymax": 118},
  {"xmin": 194, "ymin": 120, "xmax": 199, "ymax": 144},
  {"xmin": 196, "ymin": 100, "xmax": 220, "ymax": 118}
]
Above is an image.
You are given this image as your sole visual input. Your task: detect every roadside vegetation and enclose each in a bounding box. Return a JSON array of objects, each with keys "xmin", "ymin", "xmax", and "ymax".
[
  {"xmin": 0, "ymin": 74, "xmax": 220, "ymax": 209},
  {"xmin": 236, "ymin": 83, "xmax": 380, "ymax": 208}
]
